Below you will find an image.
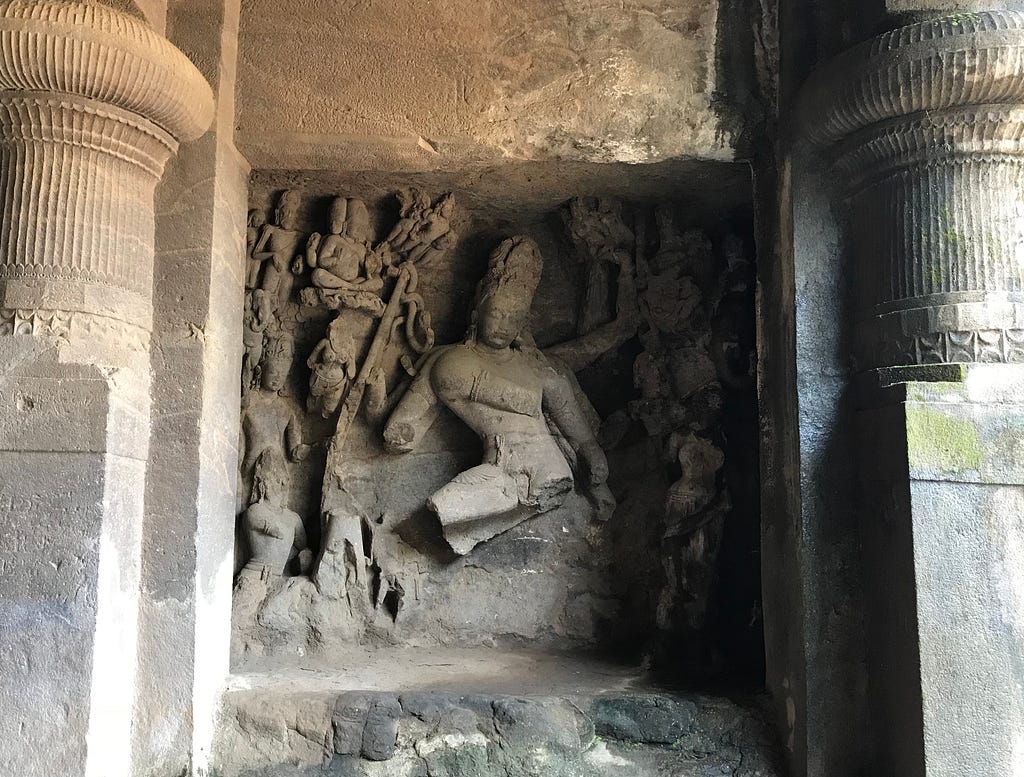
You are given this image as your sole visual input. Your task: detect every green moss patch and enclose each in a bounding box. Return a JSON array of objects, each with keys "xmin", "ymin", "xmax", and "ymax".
[{"xmin": 906, "ymin": 405, "xmax": 983, "ymax": 475}]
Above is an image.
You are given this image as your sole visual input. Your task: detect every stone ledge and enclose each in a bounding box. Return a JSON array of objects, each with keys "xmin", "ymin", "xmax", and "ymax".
[{"xmin": 214, "ymin": 679, "xmax": 779, "ymax": 777}]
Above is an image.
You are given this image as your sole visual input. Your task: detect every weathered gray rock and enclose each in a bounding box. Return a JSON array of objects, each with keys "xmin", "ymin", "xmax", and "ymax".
[
  {"xmin": 591, "ymin": 695, "xmax": 698, "ymax": 745},
  {"xmin": 361, "ymin": 697, "xmax": 402, "ymax": 761},
  {"xmin": 214, "ymin": 685, "xmax": 779, "ymax": 777},
  {"xmin": 332, "ymin": 694, "xmax": 373, "ymax": 756}
]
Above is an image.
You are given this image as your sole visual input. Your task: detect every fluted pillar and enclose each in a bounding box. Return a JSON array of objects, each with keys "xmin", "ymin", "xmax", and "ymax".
[
  {"xmin": 0, "ymin": 0, "xmax": 212, "ymax": 339},
  {"xmin": 0, "ymin": 3, "xmax": 213, "ymax": 777},
  {"xmin": 802, "ymin": 12, "xmax": 1024, "ymax": 371},
  {"xmin": 802, "ymin": 13, "xmax": 1024, "ymax": 776}
]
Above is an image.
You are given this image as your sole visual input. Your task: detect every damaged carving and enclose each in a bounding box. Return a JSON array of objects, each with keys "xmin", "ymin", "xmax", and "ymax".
[
  {"xmin": 231, "ymin": 186, "xmax": 758, "ymax": 682},
  {"xmin": 384, "ymin": 236, "xmax": 613, "ymax": 555}
]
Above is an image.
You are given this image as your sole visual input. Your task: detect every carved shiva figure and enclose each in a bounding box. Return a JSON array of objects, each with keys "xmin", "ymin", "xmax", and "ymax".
[{"xmin": 384, "ymin": 236, "xmax": 610, "ymax": 555}]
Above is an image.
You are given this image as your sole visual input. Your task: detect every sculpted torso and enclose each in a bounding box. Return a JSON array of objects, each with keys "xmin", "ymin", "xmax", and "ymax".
[
  {"xmin": 241, "ymin": 391, "xmax": 302, "ymax": 476},
  {"xmin": 431, "ymin": 344, "xmax": 547, "ymax": 436},
  {"xmin": 315, "ymin": 234, "xmax": 364, "ymax": 282},
  {"xmin": 429, "ymin": 344, "xmax": 573, "ymax": 499}
]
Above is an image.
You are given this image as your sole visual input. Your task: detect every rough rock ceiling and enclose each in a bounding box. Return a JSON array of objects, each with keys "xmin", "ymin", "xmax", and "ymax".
[
  {"xmin": 249, "ymin": 159, "xmax": 754, "ymax": 229},
  {"xmin": 236, "ymin": 0, "xmax": 740, "ymax": 172}
]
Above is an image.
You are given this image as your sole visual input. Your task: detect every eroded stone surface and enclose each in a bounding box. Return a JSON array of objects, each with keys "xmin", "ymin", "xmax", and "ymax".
[
  {"xmin": 214, "ymin": 677, "xmax": 779, "ymax": 777},
  {"xmin": 236, "ymin": 0, "xmax": 743, "ymax": 171},
  {"xmin": 230, "ymin": 175, "xmax": 761, "ymax": 698}
]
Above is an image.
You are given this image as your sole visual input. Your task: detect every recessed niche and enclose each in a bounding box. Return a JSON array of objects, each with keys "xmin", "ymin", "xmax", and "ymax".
[{"xmin": 232, "ymin": 158, "xmax": 763, "ymax": 696}]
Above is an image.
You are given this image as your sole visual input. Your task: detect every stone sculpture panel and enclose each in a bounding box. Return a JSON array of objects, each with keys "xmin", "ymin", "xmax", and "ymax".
[{"xmin": 231, "ymin": 184, "xmax": 759, "ymax": 685}]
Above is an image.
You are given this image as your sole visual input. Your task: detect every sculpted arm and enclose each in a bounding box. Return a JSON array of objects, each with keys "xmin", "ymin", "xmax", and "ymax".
[
  {"xmin": 305, "ymin": 233, "xmax": 321, "ymax": 269},
  {"xmin": 542, "ymin": 369, "xmax": 608, "ymax": 485},
  {"xmin": 286, "ymin": 414, "xmax": 309, "ymax": 461},
  {"xmin": 252, "ymin": 225, "xmax": 275, "ymax": 262},
  {"xmin": 383, "ymin": 351, "xmax": 447, "ymax": 453},
  {"xmin": 306, "ymin": 340, "xmax": 327, "ymax": 369}
]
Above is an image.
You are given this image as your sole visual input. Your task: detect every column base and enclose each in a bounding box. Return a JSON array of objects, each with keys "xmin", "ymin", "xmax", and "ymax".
[
  {"xmin": 857, "ymin": 363, "xmax": 1024, "ymax": 776},
  {"xmin": 0, "ymin": 354, "xmax": 149, "ymax": 777}
]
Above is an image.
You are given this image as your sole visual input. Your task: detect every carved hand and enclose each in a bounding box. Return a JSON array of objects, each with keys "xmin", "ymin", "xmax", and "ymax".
[
  {"xmin": 580, "ymin": 442, "xmax": 609, "ymax": 486},
  {"xmin": 291, "ymin": 443, "xmax": 311, "ymax": 462},
  {"xmin": 383, "ymin": 421, "xmax": 415, "ymax": 453}
]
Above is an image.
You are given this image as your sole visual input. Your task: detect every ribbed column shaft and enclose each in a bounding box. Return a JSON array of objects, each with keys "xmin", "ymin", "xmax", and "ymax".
[
  {"xmin": 0, "ymin": 95, "xmax": 176, "ymax": 334},
  {"xmin": 850, "ymin": 158, "xmax": 1024, "ymax": 310}
]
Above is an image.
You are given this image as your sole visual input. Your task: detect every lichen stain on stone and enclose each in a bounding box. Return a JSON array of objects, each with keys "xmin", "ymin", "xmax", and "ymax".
[{"xmin": 906, "ymin": 405, "xmax": 983, "ymax": 476}]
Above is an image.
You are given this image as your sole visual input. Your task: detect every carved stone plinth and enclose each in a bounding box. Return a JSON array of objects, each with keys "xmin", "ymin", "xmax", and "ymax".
[
  {"xmin": 0, "ymin": 4, "xmax": 212, "ymax": 777},
  {"xmin": 801, "ymin": 12, "xmax": 1024, "ymax": 369}
]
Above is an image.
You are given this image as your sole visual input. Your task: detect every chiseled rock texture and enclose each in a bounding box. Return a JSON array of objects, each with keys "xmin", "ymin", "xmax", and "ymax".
[
  {"xmin": 236, "ymin": 0, "xmax": 752, "ymax": 171},
  {"xmin": 214, "ymin": 690, "xmax": 779, "ymax": 776}
]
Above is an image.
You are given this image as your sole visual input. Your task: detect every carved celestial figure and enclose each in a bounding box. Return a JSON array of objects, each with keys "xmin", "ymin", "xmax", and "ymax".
[
  {"xmin": 241, "ymin": 289, "xmax": 273, "ymax": 391},
  {"xmin": 241, "ymin": 449, "xmax": 308, "ymax": 577},
  {"xmin": 307, "ymin": 316, "xmax": 358, "ymax": 418},
  {"xmin": 245, "ymin": 208, "xmax": 268, "ymax": 289},
  {"xmin": 240, "ymin": 351, "xmax": 309, "ymax": 491},
  {"xmin": 251, "ymin": 189, "xmax": 304, "ymax": 310},
  {"xmin": 301, "ymin": 195, "xmax": 385, "ymax": 315}
]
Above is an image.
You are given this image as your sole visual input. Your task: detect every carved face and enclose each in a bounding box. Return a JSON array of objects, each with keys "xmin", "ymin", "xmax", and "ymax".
[
  {"xmin": 262, "ymin": 359, "xmax": 288, "ymax": 392},
  {"xmin": 476, "ymin": 287, "xmax": 531, "ymax": 349},
  {"xmin": 276, "ymin": 203, "xmax": 298, "ymax": 231},
  {"xmin": 248, "ymin": 209, "xmax": 266, "ymax": 229}
]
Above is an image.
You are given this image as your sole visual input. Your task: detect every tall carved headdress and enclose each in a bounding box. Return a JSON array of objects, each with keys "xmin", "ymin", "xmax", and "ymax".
[
  {"xmin": 475, "ymin": 236, "xmax": 543, "ymax": 305},
  {"xmin": 468, "ymin": 235, "xmax": 544, "ymax": 347}
]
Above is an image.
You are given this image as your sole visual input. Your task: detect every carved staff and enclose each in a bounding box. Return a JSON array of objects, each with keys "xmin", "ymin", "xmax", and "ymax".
[
  {"xmin": 324, "ymin": 268, "xmax": 407, "ymax": 480},
  {"xmin": 320, "ymin": 261, "xmax": 434, "ymax": 496}
]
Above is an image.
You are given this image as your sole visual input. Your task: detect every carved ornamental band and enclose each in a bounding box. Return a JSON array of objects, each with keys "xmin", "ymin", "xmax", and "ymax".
[{"xmin": 801, "ymin": 12, "xmax": 1024, "ymax": 369}]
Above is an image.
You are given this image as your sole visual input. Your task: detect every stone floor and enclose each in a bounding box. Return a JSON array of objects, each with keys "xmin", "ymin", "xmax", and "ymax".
[{"xmin": 215, "ymin": 649, "xmax": 780, "ymax": 776}]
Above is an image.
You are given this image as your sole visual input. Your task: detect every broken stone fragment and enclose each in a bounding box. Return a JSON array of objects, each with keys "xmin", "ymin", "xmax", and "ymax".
[
  {"xmin": 492, "ymin": 698, "xmax": 593, "ymax": 756},
  {"xmin": 332, "ymin": 693, "xmax": 372, "ymax": 756}
]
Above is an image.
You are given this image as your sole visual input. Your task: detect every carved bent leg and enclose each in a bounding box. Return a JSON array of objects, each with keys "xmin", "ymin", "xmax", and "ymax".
[
  {"xmin": 427, "ymin": 463, "xmax": 520, "ymax": 526},
  {"xmin": 311, "ymin": 267, "xmax": 348, "ymax": 289},
  {"xmin": 321, "ymin": 384, "xmax": 346, "ymax": 417},
  {"xmin": 426, "ymin": 463, "xmax": 560, "ymax": 556}
]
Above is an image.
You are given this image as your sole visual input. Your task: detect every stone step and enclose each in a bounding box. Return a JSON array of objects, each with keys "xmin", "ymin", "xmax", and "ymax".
[{"xmin": 213, "ymin": 650, "xmax": 779, "ymax": 777}]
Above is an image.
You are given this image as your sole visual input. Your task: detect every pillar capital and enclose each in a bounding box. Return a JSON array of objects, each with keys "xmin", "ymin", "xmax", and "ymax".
[
  {"xmin": 801, "ymin": 12, "xmax": 1024, "ymax": 370},
  {"xmin": 0, "ymin": 0, "xmax": 212, "ymax": 141},
  {"xmin": 0, "ymin": 0, "xmax": 213, "ymax": 345}
]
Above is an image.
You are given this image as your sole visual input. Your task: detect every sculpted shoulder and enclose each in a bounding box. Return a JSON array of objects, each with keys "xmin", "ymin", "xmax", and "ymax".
[{"xmin": 430, "ymin": 345, "xmax": 479, "ymax": 401}]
